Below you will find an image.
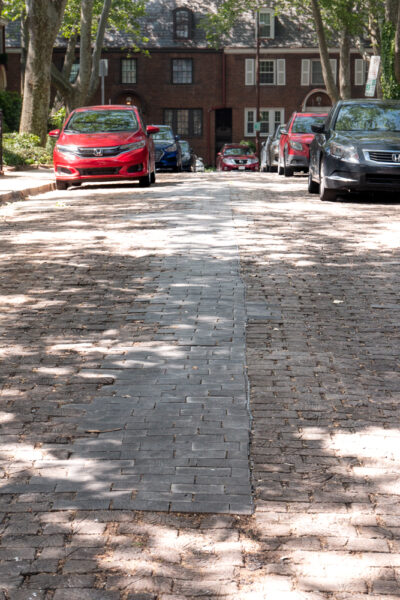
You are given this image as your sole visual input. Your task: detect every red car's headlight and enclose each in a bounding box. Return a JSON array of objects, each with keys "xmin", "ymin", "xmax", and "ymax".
[
  {"xmin": 56, "ymin": 144, "xmax": 79, "ymax": 156},
  {"xmin": 119, "ymin": 141, "xmax": 146, "ymax": 153}
]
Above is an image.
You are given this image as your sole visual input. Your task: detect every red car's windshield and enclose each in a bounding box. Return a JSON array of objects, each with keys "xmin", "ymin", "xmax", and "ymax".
[
  {"xmin": 292, "ymin": 116, "xmax": 326, "ymax": 134},
  {"xmin": 65, "ymin": 110, "xmax": 139, "ymax": 134},
  {"xmin": 224, "ymin": 147, "xmax": 253, "ymax": 156}
]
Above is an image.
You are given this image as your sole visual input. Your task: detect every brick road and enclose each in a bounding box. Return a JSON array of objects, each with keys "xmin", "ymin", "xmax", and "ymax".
[{"xmin": 0, "ymin": 173, "xmax": 399, "ymax": 599}]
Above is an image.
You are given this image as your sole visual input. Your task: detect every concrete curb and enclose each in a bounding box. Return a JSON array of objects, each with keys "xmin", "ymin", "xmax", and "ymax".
[{"xmin": 0, "ymin": 182, "xmax": 56, "ymax": 205}]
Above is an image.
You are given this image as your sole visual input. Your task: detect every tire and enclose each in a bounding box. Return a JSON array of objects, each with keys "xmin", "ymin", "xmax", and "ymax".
[
  {"xmin": 320, "ymin": 176, "xmax": 337, "ymax": 201},
  {"xmin": 56, "ymin": 180, "xmax": 69, "ymax": 190},
  {"xmin": 308, "ymin": 170, "xmax": 319, "ymax": 194},
  {"xmin": 139, "ymin": 163, "xmax": 151, "ymax": 187},
  {"xmin": 283, "ymin": 151, "xmax": 294, "ymax": 177},
  {"xmin": 284, "ymin": 163, "xmax": 294, "ymax": 177}
]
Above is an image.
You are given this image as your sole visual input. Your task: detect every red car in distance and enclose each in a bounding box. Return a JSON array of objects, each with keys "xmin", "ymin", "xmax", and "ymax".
[
  {"xmin": 49, "ymin": 105, "xmax": 159, "ymax": 190},
  {"xmin": 216, "ymin": 144, "xmax": 259, "ymax": 171},
  {"xmin": 278, "ymin": 112, "xmax": 328, "ymax": 177}
]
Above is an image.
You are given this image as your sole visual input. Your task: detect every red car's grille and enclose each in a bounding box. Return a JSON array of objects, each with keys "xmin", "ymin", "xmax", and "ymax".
[
  {"xmin": 78, "ymin": 167, "xmax": 121, "ymax": 176},
  {"xmin": 77, "ymin": 147, "xmax": 122, "ymax": 157}
]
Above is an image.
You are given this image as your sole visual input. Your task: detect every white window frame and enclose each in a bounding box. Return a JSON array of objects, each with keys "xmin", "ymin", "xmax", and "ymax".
[
  {"xmin": 121, "ymin": 58, "xmax": 137, "ymax": 84},
  {"xmin": 244, "ymin": 107, "xmax": 284, "ymax": 137},
  {"xmin": 245, "ymin": 58, "xmax": 285, "ymax": 86},
  {"xmin": 257, "ymin": 8, "xmax": 275, "ymax": 39},
  {"xmin": 69, "ymin": 63, "xmax": 79, "ymax": 83},
  {"xmin": 301, "ymin": 58, "xmax": 337, "ymax": 86},
  {"xmin": 354, "ymin": 58, "xmax": 367, "ymax": 85}
]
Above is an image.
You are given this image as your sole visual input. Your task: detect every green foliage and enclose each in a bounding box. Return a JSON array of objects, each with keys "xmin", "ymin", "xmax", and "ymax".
[
  {"xmin": 381, "ymin": 22, "xmax": 400, "ymax": 99},
  {"xmin": 49, "ymin": 106, "xmax": 67, "ymax": 130},
  {"xmin": 2, "ymin": 133, "xmax": 52, "ymax": 166},
  {"xmin": 60, "ymin": 0, "xmax": 149, "ymax": 50},
  {"xmin": 0, "ymin": 91, "xmax": 22, "ymax": 132},
  {"xmin": 240, "ymin": 139, "xmax": 256, "ymax": 152}
]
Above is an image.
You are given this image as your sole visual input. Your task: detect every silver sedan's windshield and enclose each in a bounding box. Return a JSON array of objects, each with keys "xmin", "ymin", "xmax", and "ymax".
[
  {"xmin": 335, "ymin": 104, "xmax": 400, "ymax": 132},
  {"xmin": 65, "ymin": 110, "xmax": 139, "ymax": 133}
]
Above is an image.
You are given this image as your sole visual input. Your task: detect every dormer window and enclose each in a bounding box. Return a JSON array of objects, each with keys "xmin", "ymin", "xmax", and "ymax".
[
  {"xmin": 173, "ymin": 8, "xmax": 194, "ymax": 40},
  {"xmin": 258, "ymin": 8, "xmax": 275, "ymax": 39}
]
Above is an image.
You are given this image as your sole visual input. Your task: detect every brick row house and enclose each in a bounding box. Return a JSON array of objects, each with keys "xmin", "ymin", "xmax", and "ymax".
[{"xmin": 5, "ymin": 0, "xmax": 371, "ymax": 165}]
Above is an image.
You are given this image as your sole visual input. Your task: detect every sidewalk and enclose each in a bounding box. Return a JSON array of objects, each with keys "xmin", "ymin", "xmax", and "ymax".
[{"xmin": 0, "ymin": 167, "xmax": 55, "ymax": 203}]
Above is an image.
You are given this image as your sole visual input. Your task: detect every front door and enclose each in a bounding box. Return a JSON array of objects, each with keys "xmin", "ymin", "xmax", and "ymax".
[{"xmin": 215, "ymin": 108, "xmax": 232, "ymax": 159}]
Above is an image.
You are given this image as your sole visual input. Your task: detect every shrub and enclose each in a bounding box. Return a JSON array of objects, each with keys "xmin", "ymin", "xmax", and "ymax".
[
  {"xmin": 2, "ymin": 132, "xmax": 52, "ymax": 167},
  {"xmin": 240, "ymin": 139, "xmax": 256, "ymax": 152},
  {"xmin": 0, "ymin": 90, "xmax": 22, "ymax": 132}
]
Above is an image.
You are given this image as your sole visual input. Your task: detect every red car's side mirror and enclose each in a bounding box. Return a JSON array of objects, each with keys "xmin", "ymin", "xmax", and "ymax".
[
  {"xmin": 147, "ymin": 125, "xmax": 160, "ymax": 135},
  {"xmin": 48, "ymin": 129, "xmax": 60, "ymax": 138}
]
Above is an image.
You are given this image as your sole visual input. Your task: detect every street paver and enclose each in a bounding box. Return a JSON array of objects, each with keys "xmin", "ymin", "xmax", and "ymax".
[
  {"xmin": 0, "ymin": 172, "xmax": 399, "ymax": 598},
  {"xmin": 0, "ymin": 176, "xmax": 252, "ymax": 516}
]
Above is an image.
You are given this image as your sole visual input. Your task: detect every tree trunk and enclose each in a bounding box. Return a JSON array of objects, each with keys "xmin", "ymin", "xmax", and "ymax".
[
  {"xmin": 310, "ymin": 0, "xmax": 340, "ymax": 102},
  {"xmin": 394, "ymin": 2, "xmax": 400, "ymax": 84},
  {"xmin": 51, "ymin": 0, "xmax": 112, "ymax": 112},
  {"xmin": 87, "ymin": 0, "xmax": 112, "ymax": 102},
  {"xmin": 19, "ymin": 0, "xmax": 67, "ymax": 145},
  {"xmin": 339, "ymin": 29, "xmax": 352, "ymax": 99},
  {"xmin": 20, "ymin": 12, "xmax": 29, "ymax": 95},
  {"xmin": 385, "ymin": 0, "xmax": 397, "ymax": 23}
]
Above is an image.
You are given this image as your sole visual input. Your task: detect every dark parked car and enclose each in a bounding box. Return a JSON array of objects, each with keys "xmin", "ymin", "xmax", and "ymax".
[
  {"xmin": 179, "ymin": 140, "xmax": 196, "ymax": 171},
  {"xmin": 260, "ymin": 124, "xmax": 284, "ymax": 172},
  {"xmin": 308, "ymin": 99, "xmax": 400, "ymax": 201},
  {"xmin": 151, "ymin": 125, "xmax": 182, "ymax": 171},
  {"xmin": 278, "ymin": 112, "xmax": 328, "ymax": 176},
  {"xmin": 216, "ymin": 144, "xmax": 259, "ymax": 171},
  {"xmin": 49, "ymin": 105, "xmax": 159, "ymax": 190}
]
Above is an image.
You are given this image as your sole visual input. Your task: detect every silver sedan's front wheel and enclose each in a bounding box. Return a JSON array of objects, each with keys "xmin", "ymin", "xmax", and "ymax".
[{"xmin": 319, "ymin": 175, "xmax": 337, "ymax": 201}]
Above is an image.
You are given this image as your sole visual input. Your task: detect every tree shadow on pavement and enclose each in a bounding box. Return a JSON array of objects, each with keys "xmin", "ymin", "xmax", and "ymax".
[{"xmin": 0, "ymin": 174, "xmax": 399, "ymax": 598}]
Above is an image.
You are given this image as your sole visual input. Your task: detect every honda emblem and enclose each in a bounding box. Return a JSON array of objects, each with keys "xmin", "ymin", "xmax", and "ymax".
[{"xmin": 94, "ymin": 148, "xmax": 103, "ymax": 157}]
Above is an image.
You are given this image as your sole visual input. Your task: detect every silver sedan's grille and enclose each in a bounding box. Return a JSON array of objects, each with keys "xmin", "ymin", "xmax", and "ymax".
[{"xmin": 365, "ymin": 149, "xmax": 400, "ymax": 164}]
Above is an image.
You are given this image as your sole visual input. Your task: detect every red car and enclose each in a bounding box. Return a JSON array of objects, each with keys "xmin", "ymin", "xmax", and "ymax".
[
  {"xmin": 216, "ymin": 144, "xmax": 259, "ymax": 171},
  {"xmin": 49, "ymin": 105, "xmax": 159, "ymax": 190},
  {"xmin": 278, "ymin": 112, "xmax": 328, "ymax": 177}
]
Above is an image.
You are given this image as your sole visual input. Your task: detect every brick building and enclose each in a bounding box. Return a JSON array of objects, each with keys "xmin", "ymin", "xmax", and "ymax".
[{"xmin": 5, "ymin": 0, "xmax": 370, "ymax": 165}]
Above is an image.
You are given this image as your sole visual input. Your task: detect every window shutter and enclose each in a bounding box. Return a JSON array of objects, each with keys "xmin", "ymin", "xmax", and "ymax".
[
  {"xmin": 330, "ymin": 58, "xmax": 337, "ymax": 84},
  {"xmin": 301, "ymin": 59, "xmax": 310, "ymax": 85},
  {"xmin": 270, "ymin": 14, "xmax": 275, "ymax": 39},
  {"xmin": 276, "ymin": 59, "xmax": 286, "ymax": 85},
  {"xmin": 355, "ymin": 58, "xmax": 365, "ymax": 85},
  {"xmin": 245, "ymin": 58, "xmax": 255, "ymax": 85}
]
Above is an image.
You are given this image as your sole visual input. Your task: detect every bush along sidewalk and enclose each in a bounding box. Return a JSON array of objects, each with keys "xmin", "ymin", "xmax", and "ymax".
[{"xmin": 3, "ymin": 133, "xmax": 52, "ymax": 168}]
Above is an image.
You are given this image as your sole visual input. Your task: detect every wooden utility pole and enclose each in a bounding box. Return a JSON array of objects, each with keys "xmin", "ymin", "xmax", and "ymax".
[{"xmin": 255, "ymin": 9, "xmax": 261, "ymax": 158}]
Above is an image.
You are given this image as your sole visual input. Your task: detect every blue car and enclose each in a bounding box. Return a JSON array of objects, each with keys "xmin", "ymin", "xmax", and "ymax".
[{"xmin": 151, "ymin": 125, "xmax": 182, "ymax": 171}]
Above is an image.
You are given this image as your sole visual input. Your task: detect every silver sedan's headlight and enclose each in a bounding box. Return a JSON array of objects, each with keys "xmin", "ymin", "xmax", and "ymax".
[
  {"xmin": 56, "ymin": 144, "xmax": 79, "ymax": 156},
  {"xmin": 329, "ymin": 142, "xmax": 359, "ymax": 163}
]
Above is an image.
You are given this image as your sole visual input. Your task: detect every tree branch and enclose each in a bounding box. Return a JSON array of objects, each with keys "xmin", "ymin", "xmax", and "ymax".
[{"xmin": 88, "ymin": 0, "xmax": 112, "ymax": 101}]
